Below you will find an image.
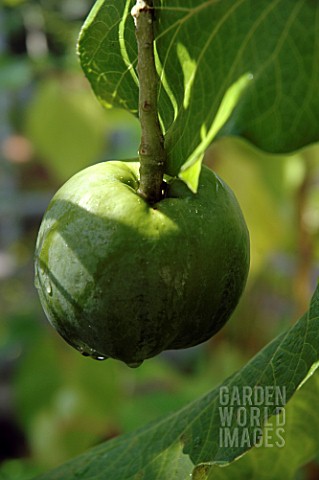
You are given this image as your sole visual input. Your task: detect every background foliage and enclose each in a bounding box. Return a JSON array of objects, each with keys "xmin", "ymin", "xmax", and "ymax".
[{"xmin": 0, "ymin": 1, "xmax": 319, "ymax": 479}]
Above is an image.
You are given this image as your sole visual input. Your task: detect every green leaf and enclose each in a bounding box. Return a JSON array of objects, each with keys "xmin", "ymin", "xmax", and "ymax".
[
  {"xmin": 193, "ymin": 368, "xmax": 319, "ymax": 480},
  {"xmin": 78, "ymin": 0, "xmax": 319, "ymax": 186},
  {"xmin": 78, "ymin": 0, "xmax": 138, "ymax": 113},
  {"xmin": 34, "ymin": 284, "xmax": 319, "ymax": 480}
]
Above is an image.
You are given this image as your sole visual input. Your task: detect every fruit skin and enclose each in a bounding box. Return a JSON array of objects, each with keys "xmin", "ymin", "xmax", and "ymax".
[{"xmin": 34, "ymin": 160, "xmax": 250, "ymax": 367}]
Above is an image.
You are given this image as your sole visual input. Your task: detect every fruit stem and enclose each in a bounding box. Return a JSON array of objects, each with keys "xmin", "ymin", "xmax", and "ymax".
[{"xmin": 132, "ymin": 0, "xmax": 166, "ymax": 204}]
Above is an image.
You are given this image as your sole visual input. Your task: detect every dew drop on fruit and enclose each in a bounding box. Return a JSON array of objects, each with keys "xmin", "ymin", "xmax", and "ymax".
[
  {"xmin": 81, "ymin": 351, "xmax": 90, "ymax": 357},
  {"xmin": 93, "ymin": 355, "xmax": 108, "ymax": 361},
  {"xmin": 40, "ymin": 269, "xmax": 53, "ymax": 296},
  {"xmin": 127, "ymin": 361, "xmax": 143, "ymax": 368},
  {"xmin": 45, "ymin": 280, "xmax": 52, "ymax": 296},
  {"xmin": 77, "ymin": 345, "xmax": 90, "ymax": 356}
]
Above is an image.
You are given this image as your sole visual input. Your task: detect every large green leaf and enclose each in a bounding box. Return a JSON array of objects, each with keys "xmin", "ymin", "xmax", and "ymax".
[
  {"xmin": 78, "ymin": 0, "xmax": 319, "ymax": 184},
  {"xmin": 34, "ymin": 284, "xmax": 319, "ymax": 479},
  {"xmin": 194, "ymin": 369, "xmax": 319, "ymax": 480}
]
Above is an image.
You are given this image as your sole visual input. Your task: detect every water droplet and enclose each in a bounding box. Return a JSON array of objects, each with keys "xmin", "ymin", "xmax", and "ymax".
[
  {"xmin": 93, "ymin": 355, "xmax": 108, "ymax": 361},
  {"xmin": 45, "ymin": 280, "xmax": 52, "ymax": 295},
  {"xmin": 77, "ymin": 345, "xmax": 90, "ymax": 356},
  {"xmin": 40, "ymin": 269, "xmax": 53, "ymax": 296},
  {"xmin": 127, "ymin": 361, "xmax": 143, "ymax": 368}
]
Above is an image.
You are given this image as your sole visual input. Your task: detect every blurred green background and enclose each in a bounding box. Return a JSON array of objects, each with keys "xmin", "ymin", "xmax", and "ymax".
[{"xmin": 0, "ymin": 1, "xmax": 319, "ymax": 479}]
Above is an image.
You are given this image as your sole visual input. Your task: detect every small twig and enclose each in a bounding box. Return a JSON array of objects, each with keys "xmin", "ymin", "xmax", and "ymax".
[{"xmin": 132, "ymin": 0, "xmax": 166, "ymax": 204}]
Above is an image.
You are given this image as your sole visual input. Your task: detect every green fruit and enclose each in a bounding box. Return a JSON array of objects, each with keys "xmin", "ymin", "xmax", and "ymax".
[{"xmin": 34, "ymin": 160, "xmax": 249, "ymax": 367}]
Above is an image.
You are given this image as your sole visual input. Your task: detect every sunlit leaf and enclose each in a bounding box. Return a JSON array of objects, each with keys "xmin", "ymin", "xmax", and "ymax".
[
  {"xmin": 194, "ymin": 368, "xmax": 319, "ymax": 480},
  {"xmin": 78, "ymin": 0, "xmax": 319, "ymax": 187}
]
